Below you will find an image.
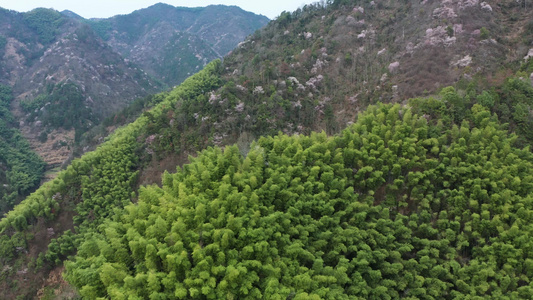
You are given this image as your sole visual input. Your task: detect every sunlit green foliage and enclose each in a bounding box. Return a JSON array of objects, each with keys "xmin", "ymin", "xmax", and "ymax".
[
  {"xmin": 411, "ymin": 78, "xmax": 533, "ymax": 148},
  {"xmin": 65, "ymin": 103, "xmax": 533, "ymax": 298},
  {"xmin": 497, "ymin": 77, "xmax": 533, "ymax": 143}
]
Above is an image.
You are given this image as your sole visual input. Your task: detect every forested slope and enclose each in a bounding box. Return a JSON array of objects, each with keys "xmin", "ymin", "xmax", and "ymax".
[
  {"xmin": 2, "ymin": 0, "xmax": 533, "ymax": 298},
  {"xmin": 3, "ymin": 57, "xmax": 533, "ymax": 299},
  {"xmin": 66, "ymin": 103, "xmax": 533, "ymax": 298},
  {"xmin": 157, "ymin": 0, "xmax": 533, "ymax": 151},
  {"xmin": 0, "ymin": 85, "xmax": 45, "ymax": 216},
  {"xmin": 0, "ymin": 61, "xmax": 222, "ymax": 298}
]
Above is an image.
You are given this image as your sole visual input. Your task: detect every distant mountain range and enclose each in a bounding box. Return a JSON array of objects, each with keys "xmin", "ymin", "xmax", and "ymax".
[
  {"xmin": 84, "ymin": 4, "xmax": 269, "ymax": 86},
  {"xmin": 0, "ymin": 4, "xmax": 268, "ymax": 168}
]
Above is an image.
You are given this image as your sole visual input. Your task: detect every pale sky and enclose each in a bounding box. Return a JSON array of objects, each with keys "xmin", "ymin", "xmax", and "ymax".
[{"xmin": 0, "ymin": 0, "xmax": 314, "ymax": 20}]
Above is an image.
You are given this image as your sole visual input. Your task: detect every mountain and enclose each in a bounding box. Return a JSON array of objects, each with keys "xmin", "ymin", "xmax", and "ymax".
[
  {"xmin": 0, "ymin": 5, "xmax": 267, "ymax": 168},
  {"xmin": 0, "ymin": 7, "xmax": 161, "ymax": 112},
  {"xmin": 2, "ymin": 0, "xmax": 533, "ymax": 298},
  {"xmin": 85, "ymin": 4, "xmax": 269, "ymax": 86},
  {"xmin": 0, "ymin": 7, "xmax": 163, "ymax": 166},
  {"xmin": 221, "ymin": 0, "xmax": 532, "ymax": 132}
]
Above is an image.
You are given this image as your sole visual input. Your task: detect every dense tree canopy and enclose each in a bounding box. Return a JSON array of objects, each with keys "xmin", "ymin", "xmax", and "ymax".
[
  {"xmin": 65, "ymin": 103, "xmax": 533, "ymax": 299},
  {"xmin": 3, "ymin": 0, "xmax": 533, "ymax": 297},
  {"xmin": 0, "ymin": 61, "xmax": 222, "ymax": 284},
  {"xmin": 0, "ymin": 84, "xmax": 45, "ymax": 215}
]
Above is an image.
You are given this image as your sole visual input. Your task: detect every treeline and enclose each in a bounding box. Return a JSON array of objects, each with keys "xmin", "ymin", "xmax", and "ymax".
[
  {"xmin": 0, "ymin": 84, "xmax": 45, "ymax": 216},
  {"xmin": 450, "ymin": 69, "xmax": 533, "ymax": 147},
  {"xmin": 65, "ymin": 103, "xmax": 533, "ymax": 299}
]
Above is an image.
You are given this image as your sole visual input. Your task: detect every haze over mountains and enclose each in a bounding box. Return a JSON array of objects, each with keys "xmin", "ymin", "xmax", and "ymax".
[{"xmin": 1, "ymin": 0, "xmax": 533, "ymax": 299}]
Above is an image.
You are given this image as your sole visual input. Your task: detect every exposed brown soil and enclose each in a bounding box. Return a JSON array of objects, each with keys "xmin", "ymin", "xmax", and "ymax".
[
  {"xmin": 20, "ymin": 127, "xmax": 75, "ymax": 178},
  {"xmin": 137, "ymin": 151, "xmax": 192, "ymax": 187},
  {"xmin": 36, "ymin": 266, "xmax": 78, "ymax": 300}
]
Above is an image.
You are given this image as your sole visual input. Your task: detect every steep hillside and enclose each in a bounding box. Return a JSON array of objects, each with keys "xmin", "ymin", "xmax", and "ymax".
[
  {"xmin": 2, "ymin": 0, "xmax": 533, "ymax": 299},
  {"xmin": 222, "ymin": 0, "xmax": 531, "ymax": 124},
  {"xmin": 0, "ymin": 85, "xmax": 45, "ymax": 216},
  {"xmin": 0, "ymin": 7, "xmax": 161, "ymax": 115},
  {"xmin": 0, "ymin": 7, "xmax": 162, "ymax": 169},
  {"xmin": 0, "ymin": 60, "xmax": 223, "ymax": 300},
  {"xmin": 0, "ymin": 4, "xmax": 267, "ymax": 171},
  {"xmin": 132, "ymin": 0, "xmax": 533, "ymax": 158},
  {"xmin": 86, "ymin": 4, "xmax": 269, "ymax": 87}
]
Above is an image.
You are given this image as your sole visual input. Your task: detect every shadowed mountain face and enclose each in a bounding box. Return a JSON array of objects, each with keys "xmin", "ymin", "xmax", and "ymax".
[
  {"xmin": 0, "ymin": 8, "xmax": 161, "ymax": 112},
  {"xmin": 0, "ymin": 8, "xmax": 163, "ymax": 169}
]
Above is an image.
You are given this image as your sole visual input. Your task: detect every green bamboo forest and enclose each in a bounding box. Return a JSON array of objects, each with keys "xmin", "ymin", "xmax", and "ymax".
[
  {"xmin": 65, "ymin": 102, "xmax": 533, "ymax": 299},
  {"xmin": 2, "ymin": 0, "xmax": 533, "ymax": 299},
  {"xmin": 1, "ymin": 61, "xmax": 533, "ymax": 298},
  {"xmin": 66, "ymin": 99, "xmax": 533, "ymax": 299}
]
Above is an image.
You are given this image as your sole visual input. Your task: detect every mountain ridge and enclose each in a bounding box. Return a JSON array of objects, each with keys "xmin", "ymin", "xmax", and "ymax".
[{"xmin": 85, "ymin": 4, "xmax": 269, "ymax": 85}]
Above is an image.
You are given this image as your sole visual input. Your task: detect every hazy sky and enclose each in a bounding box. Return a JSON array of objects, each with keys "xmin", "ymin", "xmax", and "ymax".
[{"xmin": 0, "ymin": 0, "xmax": 314, "ymax": 19}]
